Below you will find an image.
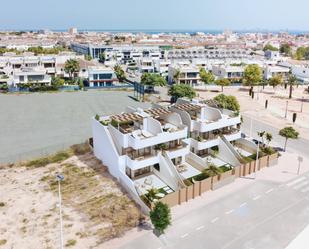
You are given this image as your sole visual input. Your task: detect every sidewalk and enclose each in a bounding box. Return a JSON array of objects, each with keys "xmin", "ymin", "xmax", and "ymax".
[
  {"xmin": 101, "ymin": 151, "xmax": 309, "ymax": 248},
  {"xmin": 285, "ymin": 224, "xmax": 309, "ymax": 249}
]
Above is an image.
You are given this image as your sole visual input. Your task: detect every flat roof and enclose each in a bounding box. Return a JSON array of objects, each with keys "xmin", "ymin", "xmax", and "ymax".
[
  {"xmin": 144, "ymin": 107, "xmax": 171, "ymax": 117},
  {"xmin": 174, "ymin": 103, "xmax": 201, "ymax": 112},
  {"xmin": 110, "ymin": 112, "xmax": 143, "ymax": 123}
]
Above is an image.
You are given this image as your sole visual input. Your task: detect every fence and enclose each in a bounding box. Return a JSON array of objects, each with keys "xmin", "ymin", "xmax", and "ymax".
[
  {"xmin": 0, "ymin": 139, "xmax": 88, "ymax": 165},
  {"xmin": 154, "ymin": 152, "xmax": 279, "ymax": 208}
]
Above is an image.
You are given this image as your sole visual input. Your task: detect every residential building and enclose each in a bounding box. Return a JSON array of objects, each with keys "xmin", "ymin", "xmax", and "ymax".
[
  {"xmin": 138, "ymin": 58, "xmax": 155, "ymax": 73},
  {"xmin": 13, "ymin": 67, "xmax": 52, "ymax": 86},
  {"xmin": 168, "ymin": 62, "xmax": 201, "ymax": 85},
  {"xmin": 92, "ymin": 100, "xmax": 257, "ymax": 208},
  {"xmin": 86, "ymin": 66, "xmax": 118, "ymax": 87},
  {"xmin": 262, "ymin": 65, "xmax": 290, "ymax": 80},
  {"xmin": 212, "ymin": 65, "xmax": 245, "ymax": 81}
]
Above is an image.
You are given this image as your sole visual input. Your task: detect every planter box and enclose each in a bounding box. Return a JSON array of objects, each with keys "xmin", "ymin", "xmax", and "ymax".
[
  {"xmin": 259, "ymin": 156, "xmax": 268, "ymax": 169},
  {"xmin": 193, "ymin": 182, "xmax": 200, "ymax": 197},
  {"xmin": 268, "ymin": 153, "xmax": 278, "ymax": 167},
  {"xmin": 179, "ymin": 188, "xmax": 187, "ymax": 204},
  {"xmin": 187, "ymin": 185, "xmax": 194, "ymax": 201},
  {"xmin": 212, "ymin": 174, "xmax": 235, "ymax": 190},
  {"xmin": 200, "ymin": 177, "xmax": 212, "ymax": 193},
  {"xmin": 160, "ymin": 191, "xmax": 179, "ymax": 207}
]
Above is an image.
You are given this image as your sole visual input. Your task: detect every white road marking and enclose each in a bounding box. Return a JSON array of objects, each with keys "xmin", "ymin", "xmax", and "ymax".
[
  {"xmin": 286, "ymin": 177, "xmax": 306, "ymax": 187},
  {"xmin": 239, "ymin": 202, "xmax": 247, "ymax": 208},
  {"xmin": 252, "ymin": 195, "xmax": 261, "ymax": 201},
  {"xmin": 226, "ymin": 209, "xmax": 234, "ymax": 215},
  {"xmin": 181, "ymin": 233, "xmax": 188, "ymax": 238},
  {"xmin": 294, "ymin": 181, "xmax": 309, "ymax": 190},
  {"xmin": 265, "ymin": 188, "xmax": 274, "ymax": 194},
  {"xmin": 211, "ymin": 217, "xmax": 219, "ymax": 223},
  {"xmin": 196, "ymin": 225, "xmax": 205, "ymax": 230}
]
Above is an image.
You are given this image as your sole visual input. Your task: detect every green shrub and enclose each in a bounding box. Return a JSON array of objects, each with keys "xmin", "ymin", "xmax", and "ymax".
[
  {"xmin": 0, "ymin": 202, "xmax": 5, "ymax": 207},
  {"xmin": 65, "ymin": 239, "xmax": 76, "ymax": 247},
  {"xmin": 0, "ymin": 240, "xmax": 7, "ymax": 245}
]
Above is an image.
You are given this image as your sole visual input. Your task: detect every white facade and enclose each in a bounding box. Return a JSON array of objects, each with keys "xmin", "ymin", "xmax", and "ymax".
[
  {"xmin": 168, "ymin": 62, "xmax": 201, "ymax": 85},
  {"xmin": 92, "ymin": 101, "xmax": 249, "ymax": 206},
  {"xmin": 212, "ymin": 65, "xmax": 245, "ymax": 80},
  {"xmin": 87, "ymin": 66, "xmax": 118, "ymax": 87}
]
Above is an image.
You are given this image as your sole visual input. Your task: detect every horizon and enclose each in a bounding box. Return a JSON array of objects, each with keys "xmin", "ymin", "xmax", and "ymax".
[{"xmin": 1, "ymin": 0, "xmax": 309, "ymax": 31}]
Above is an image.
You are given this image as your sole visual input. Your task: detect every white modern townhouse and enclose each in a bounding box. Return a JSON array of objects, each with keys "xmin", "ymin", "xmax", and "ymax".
[
  {"xmin": 262, "ymin": 65, "xmax": 290, "ymax": 80},
  {"xmin": 137, "ymin": 58, "xmax": 155, "ymax": 73},
  {"xmin": 168, "ymin": 62, "xmax": 201, "ymax": 85},
  {"xmin": 87, "ymin": 66, "xmax": 119, "ymax": 87},
  {"xmin": 92, "ymin": 106, "xmax": 193, "ymax": 206},
  {"xmin": 92, "ymin": 99, "xmax": 259, "ymax": 208},
  {"xmin": 279, "ymin": 59, "xmax": 309, "ymax": 83},
  {"xmin": 154, "ymin": 60, "xmax": 171, "ymax": 76},
  {"xmin": 212, "ymin": 64, "xmax": 245, "ymax": 81}
]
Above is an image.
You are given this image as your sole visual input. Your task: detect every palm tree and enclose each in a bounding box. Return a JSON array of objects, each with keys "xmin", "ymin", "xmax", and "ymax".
[
  {"xmin": 64, "ymin": 59, "xmax": 80, "ymax": 80},
  {"xmin": 203, "ymin": 164, "xmax": 222, "ymax": 177},
  {"xmin": 257, "ymin": 131, "xmax": 266, "ymax": 145},
  {"xmin": 279, "ymin": 126, "xmax": 299, "ymax": 151},
  {"xmin": 287, "ymin": 72, "xmax": 297, "ymax": 99},
  {"xmin": 265, "ymin": 132, "xmax": 273, "ymax": 146}
]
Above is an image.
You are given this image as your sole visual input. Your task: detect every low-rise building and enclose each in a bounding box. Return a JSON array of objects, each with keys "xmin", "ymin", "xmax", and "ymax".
[
  {"xmin": 168, "ymin": 62, "xmax": 201, "ymax": 85},
  {"xmin": 212, "ymin": 65, "xmax": 244, "ymax": 81},
  {"xmin": 87, "ymin": 66, "xmax": 118, "ymax": 87}
]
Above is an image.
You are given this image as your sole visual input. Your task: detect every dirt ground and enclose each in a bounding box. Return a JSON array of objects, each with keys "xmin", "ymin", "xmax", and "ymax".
[
  {"xmin": 0, "ymin": 150, "xmax": 142, "ymax": 249},
  {"xmin": 197, "ymin": 85, "xmax": 309, "ymax": 140}
]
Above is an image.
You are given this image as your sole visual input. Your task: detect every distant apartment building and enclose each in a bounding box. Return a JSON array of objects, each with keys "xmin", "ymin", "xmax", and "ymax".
[
  {"xmin": 154, "ymin": 60, "xmax": 171, "ymax": 76},
  {"xmin": 13, "ymin": 67, "xmax": 51, "ymax": 86},
  {"xmin": 166, "ymin": 48, "xmax": 250, "ymax": 60},
  {"xmin": 86, "ymin": 66, "xmax": 118, "ymax": 87},
  {"xmin": 212, "ymin": 65, "xmax": 245, "ymax": 81},
  {"xmin": 279, "ymin": 60, "xmax": 309, "ymax": 83},
  {"xmin": 262, "ymin": 65, "xmax": 290, "ymax": 80},
  {"xmin": 137, "ymin": 58, "xmax": 155, "ymax": 73},
  {"xmin": 71, "ymin": 43, "xmax": 162, "ymax": 62},
  {"xmin": 168, "ymin": 62, "xmax": 201, "ymax": 85}
]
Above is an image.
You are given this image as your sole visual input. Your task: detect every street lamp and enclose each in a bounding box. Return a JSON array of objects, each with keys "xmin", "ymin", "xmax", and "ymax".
[
  {"xmin": 255, "ymin": 137, "xmax": 260, "ymax": 179},
  {"xmin": 56, "ymin": 174, "xmax": 64, "ymax": 249}
]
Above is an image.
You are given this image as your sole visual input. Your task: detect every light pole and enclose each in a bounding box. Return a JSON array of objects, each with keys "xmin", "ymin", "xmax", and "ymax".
[
  {"xmin": 297, "ymin": 156, "xmax": 303, "ymax": 175},
  {"xmin": 285, "ymin": 101, "xmax": 289, "ymax": 118},
  {"xmin": 56, "ymin": 174, "xmax": 64, "ymax": 249},
  {"xmin": 301, "ymin": 96, "xmax": 304, "ymax": 113},
  {"xmin": 255, "ymin": 139, "xmax": 260, "ymax": 179}
]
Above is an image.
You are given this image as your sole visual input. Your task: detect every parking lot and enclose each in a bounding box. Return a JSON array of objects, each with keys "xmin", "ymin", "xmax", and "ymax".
[{"xmin": 0, "ymin": 90, "xmax": 148, "ymax": 163}]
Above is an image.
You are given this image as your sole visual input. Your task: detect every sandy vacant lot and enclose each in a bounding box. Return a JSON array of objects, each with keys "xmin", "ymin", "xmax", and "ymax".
[
  {"xmin": 0, "ymin": 146, "xmax": 142, "ymax": 249},
  {"xmin": 197, "ymin": 85, "xmax": 309, "ymax": 139}
]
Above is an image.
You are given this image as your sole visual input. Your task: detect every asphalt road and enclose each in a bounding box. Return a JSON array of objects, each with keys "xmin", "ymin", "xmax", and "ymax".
[
  {"xmin": 121, "ymin": 174, "xmax": 309, "ymax": 249},
  {"xmin": 0, "ymin": 90, "xmax": 148, "ymax": 163},
  {"xmin": 241, "ymin": 115, "xmax": 309, "ymax": 157}
]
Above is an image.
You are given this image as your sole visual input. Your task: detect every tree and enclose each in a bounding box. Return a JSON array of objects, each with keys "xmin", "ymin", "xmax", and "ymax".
[
  {"xmin": 215, "ymin": 78, "xmax": 230, "ymax": 92},
  {"xmin": 173, "ymin": 69, "xmax": 180, "ymax": 83},
  {"xmin": 200, "ymin": 68, "xmax": 215, "ymax": 86},
  {"xmin": 84, "ymin": 55, "xmax": 92, "ymax": 61},
  {"xmin": 51, "ymin": 76, "xmax": 65, "ymax": 88},
  {"xmin": 99, "ymin": 52, "xmax": 106, "ymax": 63},
  {"xmin": 168, "ymin": 84, "xmax": 196, "ymax": 101},
  {"xmin": 263, "ymin": 44, "xmax": 278, "ymax": 52},
  {"xmin": 141, "ymin": 73, "xmax": 166, "ymax": 87},
  {"xmin": 287, "ymin": 72, "xmax": 297, "ymax": 99},
  {"xmin": 213, "ymin": 94, "xmax": 240, "ymax": 112},
  {"xmin": 203, "ymin": 164, "xmax": 223, "ymax": 177},
  {"xmin": 243, "ymin": 64, "xmax": 262, "ymax": 92},
  {"xmin": 64, "ymin": 59, "xmax": 80, "ymax": 79},
  {"xmin": 268, "ymin": 75, "xmax": 283, "ymax": 89},
  {"xmin": 279, "ymin": 126, "xmax": 299, "ymax": 151},
  {"xmin": 295, "ymin": 47, "xmax": 309, "ymax": 60},
  {"xmin": 258, "ymin": 131, "xmax": 266, "ymax": 145},
  {"xmin": 280, "ymin": 43, "xmax": 292, "ymax": 56},
  {"xmin": 113, "ymin": 65, "xmax": 126, "ymax": 82},
  {"xmin": 149, "ymin": 202, "xmax": 171, "ymax": 234},
  {"xmin": 265, "ymin": 132, "xmax": 273, "ymax": 146}
]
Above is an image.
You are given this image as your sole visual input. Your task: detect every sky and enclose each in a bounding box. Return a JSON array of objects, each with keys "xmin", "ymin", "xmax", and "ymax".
[{"xmin": 1, "ymin": 0, "xmax": 309, "ymax": 31}]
